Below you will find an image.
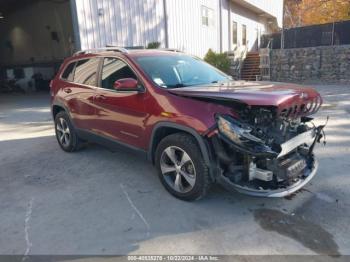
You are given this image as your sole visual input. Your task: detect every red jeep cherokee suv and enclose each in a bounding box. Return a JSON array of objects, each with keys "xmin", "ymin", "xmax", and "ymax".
[{"xmin": 51, "ymin": 47, "xmax": 326, "ymax": 201}]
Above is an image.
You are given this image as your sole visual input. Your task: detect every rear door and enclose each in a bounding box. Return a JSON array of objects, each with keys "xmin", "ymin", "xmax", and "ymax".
[
  {"xmin": 93, "ymin": 57, "xmax": 148, "ymax": 149},
  {"xmin": 65, "ymin": 58, "xmax": 100, "ymax": 130}
]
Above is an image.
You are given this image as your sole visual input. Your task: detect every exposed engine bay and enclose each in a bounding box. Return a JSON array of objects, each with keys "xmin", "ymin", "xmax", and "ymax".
[
  {"xmin": 169, "ymin": 81, "xmax": 327, "ymax": 197},
  {"xmin": 210, "ymin": 106, "xmax": 326, "ymax": 197}
]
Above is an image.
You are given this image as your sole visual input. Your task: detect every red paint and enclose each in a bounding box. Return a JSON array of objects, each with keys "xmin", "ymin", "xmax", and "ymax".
[
  {"xmin": 168, "ymin": 82, "xmax": 321, "ymax": 107},
  {"xmin": 51, "ymin": 50, "xmax": 322, "ymax": 151},
  {"xmin": 113, "ymin": 78, "xmax": 139, "ymax": 90},
  {"xmin": 169, "ymin": 81, "xmax": 322, "ymax": 118}
]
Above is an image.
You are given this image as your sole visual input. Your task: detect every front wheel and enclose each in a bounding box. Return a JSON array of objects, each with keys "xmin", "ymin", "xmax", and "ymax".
[{"xmin": 155, "ymin": 133, "xmax": 211, "ymax": 201}]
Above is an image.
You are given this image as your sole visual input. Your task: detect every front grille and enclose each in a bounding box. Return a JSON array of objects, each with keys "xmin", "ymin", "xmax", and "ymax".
[{"xmin": 279, "ymin": 95, "xmax": 322, "ymax": 119}]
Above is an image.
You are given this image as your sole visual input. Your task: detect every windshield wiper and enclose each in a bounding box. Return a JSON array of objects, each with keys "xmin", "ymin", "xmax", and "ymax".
[
  {"xmin": 211, "ymin": 79, "xmax": 231, "ymax": 84},
  {"xmin": 166, "ymin": 83, "xmax": 188, "ymax": 88}
]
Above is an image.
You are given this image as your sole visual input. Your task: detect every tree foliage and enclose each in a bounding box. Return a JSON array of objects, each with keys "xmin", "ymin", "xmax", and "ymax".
[
  {"xmin": 284, "ymin": 0, "xmax": 350, "ymax": 28},
  {"xmin": 147, "ymin": 42, "xmax": 161, "ymax": 49}
]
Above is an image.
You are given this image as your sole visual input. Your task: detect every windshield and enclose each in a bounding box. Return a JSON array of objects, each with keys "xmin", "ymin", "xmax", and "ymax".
[{"xmin": 134, "ymin": 54, "xmax": 231, "ymax": 88}]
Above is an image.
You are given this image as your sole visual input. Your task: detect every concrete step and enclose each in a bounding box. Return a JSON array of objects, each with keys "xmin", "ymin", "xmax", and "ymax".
[
  {"xmin": 242, "ymin": 69, "xmax": 260, "ymax": 73},
  {"xmin": 246, "ymin": 52, "xmax": 259, "ymax": 56},
  {"xmin": 242, "ymin": 66, "xmax": 260, "ymax": 69},
  {"xmin": 243, "ymin": 63, "xmax": 260, "ymax": 66},
  {"xmin": 241, "ymin": 52, "xmax": 260, "ymax": 80}
]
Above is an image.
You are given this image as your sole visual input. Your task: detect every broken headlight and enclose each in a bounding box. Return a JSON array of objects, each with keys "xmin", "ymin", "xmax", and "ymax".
[
  {"xmin": 216, "ymin": 115, "xmax": 277, "ymax": 157},
  {"xmin": 217, "ymin": 115, "xmax": 263, "ymax": 144}
]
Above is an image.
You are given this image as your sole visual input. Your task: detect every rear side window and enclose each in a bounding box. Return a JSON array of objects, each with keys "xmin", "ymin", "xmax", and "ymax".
[
  {"xmin": 73, "ymin": 58, "xmax": 100, "ymax": 86},
  {"xmin": 61, "ymin": 62, "xmax": 76, "ymax": 81}
]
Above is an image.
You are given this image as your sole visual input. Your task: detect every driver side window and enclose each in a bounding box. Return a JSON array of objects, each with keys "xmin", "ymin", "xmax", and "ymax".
[{"xmin": 101, "ymin": 57, "xmax": 137, "ymax": 89}]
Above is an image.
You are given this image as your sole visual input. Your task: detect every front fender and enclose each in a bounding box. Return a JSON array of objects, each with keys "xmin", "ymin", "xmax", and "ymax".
[{"xmin": 148, "ymin": 122, "xmax": 218, "ymax": 180}]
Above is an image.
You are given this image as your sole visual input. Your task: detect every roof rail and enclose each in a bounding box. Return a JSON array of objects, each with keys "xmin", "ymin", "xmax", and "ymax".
[
  {"xmin": 73, "ymin": 47, "xmax": 129, "ymax": 56},
  {"xmin": 158, "ymin": 48, "xmax": 183, "ymax": 52},
  {"xmin": 73, "ymin": 47, "xmax": 184, "ymax": 56}
]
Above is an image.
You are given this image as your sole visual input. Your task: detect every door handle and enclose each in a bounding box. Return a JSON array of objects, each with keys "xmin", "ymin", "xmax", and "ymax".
[
  {"xmin": 63, "ymin": 87, "xmax": 72, "ymax": 94},
  {"xmin": 95, "ymin": 94, "xmax": 107, "ymax": 100}
]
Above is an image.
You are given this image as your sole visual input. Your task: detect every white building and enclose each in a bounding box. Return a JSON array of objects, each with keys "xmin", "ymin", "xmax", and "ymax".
[
  {"xmin": 0, "ymin": 0, "xmax": 283, "ymax": 90},
  {"xmin": 74, "ymin": 0, "xmax": 283, "ymax": 57}
]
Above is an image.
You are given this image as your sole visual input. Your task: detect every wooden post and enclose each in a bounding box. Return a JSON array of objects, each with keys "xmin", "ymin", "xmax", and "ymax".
[{"xmin": 281, "ymin": 0, "xmax": 285, "ymax": 49}]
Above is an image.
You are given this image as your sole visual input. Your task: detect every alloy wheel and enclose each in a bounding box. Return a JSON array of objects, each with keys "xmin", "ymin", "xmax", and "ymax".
[
  {"xmin": 160, "ymin": 146, "xmax": 196, "ymax": 193},
  {"xmin": 56, "ymin": 118, "xmax": 71, "ymax": 147}
]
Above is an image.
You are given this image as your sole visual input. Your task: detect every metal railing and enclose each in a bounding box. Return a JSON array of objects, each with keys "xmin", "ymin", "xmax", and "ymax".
[
  {"xmin": 73, "ymin": 47, "xmax": 129, "ymax": 56},
  {"xmin": 227, "ymin": 45, "xmax": 248, "ymax": 80},
  {"xmin": 259, "ymin": 39, "xmax": 272, "ymax": 80}
]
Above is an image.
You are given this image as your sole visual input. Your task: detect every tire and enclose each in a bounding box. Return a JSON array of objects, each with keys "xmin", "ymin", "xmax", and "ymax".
[
  {"xmin": 54, "ymin": 111, "xmax": 82, "ymax": 152},
  {"xmin": 155, "ymin": 133, "xmax": 211, "ymax": 201}
]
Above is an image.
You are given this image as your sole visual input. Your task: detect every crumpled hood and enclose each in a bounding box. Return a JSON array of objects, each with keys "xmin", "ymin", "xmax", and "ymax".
[{"xmin": 169, "ymin": 81, "xmax": 322, "ymax": 118}]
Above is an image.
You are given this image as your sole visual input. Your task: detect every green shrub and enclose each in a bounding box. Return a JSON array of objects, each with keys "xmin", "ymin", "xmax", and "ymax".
[
  {"xmin": 204, "ymin": 49, "xmax": 230, "ymax": 73},
  {"xmin": 147, "ymin": 41, "xmax": 161, "ymax": 49}
]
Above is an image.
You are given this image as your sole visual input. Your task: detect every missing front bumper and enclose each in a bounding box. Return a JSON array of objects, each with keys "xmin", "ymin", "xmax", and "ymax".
[
  {"xmin": 215, "ymin": 114, "xmax": 326, "ymax": 160},
  {"xmin": 212, "ymin": 116, "xmax": 327, "ymax": 197},
  {"xmin": 278, "ymin": 129, "xmax": 315, "ymax": 158},
  {"xmin": 218, "ymin": 158, "xmax": 318, "ymax": 197}
]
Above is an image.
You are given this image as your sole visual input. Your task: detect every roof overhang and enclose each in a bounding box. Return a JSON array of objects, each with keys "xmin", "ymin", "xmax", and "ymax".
[{"xmin": 231, "ymin": 0, "xmax": 280, "ymax": 30}]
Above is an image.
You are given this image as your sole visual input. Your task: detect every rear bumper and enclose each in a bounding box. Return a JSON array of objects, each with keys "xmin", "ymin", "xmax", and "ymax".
[{"xmin": 218, "ymin": 157, "xmax": 318, "ymax": 197}]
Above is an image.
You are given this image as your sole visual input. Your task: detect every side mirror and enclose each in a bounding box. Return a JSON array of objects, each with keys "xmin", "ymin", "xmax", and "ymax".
[{"xmin": 113, "ymin": 78, "xmax": 140, "ymax": 91}]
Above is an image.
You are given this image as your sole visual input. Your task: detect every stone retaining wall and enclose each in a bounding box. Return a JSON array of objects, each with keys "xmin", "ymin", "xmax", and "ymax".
[{"xmin": 270, "ymin": 45, "xmax": 350, "ymax": 84}]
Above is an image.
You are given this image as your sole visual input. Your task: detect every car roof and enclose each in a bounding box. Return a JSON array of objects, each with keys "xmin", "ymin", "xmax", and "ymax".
[{"xmin": 61, "ymin": 48, "xmax": 189, "ymax": 69}]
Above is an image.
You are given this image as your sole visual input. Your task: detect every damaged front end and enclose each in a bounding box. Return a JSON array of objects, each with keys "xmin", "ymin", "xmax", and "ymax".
[{"xmin": 210, "ymin": 108, "xmax": 326, "ymax": 197}]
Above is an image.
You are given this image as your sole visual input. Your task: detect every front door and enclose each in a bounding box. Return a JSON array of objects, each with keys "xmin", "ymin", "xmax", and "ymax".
[{"xmin": 93, "ymin": 57, "xmax": 148, "ymax": 149}]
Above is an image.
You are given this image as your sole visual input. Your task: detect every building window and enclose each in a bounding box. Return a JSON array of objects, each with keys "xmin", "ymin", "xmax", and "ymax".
[
  {"xmin": 242, "ymin": 25, "xmax": 247, "ymax": 46},
  {"xmin": 232, "ymin": 21, "xmax": 238, "ymax": 45},
  {"xmin": 201, "ymin": 6, "xmax": 214, "ymax": 27}
]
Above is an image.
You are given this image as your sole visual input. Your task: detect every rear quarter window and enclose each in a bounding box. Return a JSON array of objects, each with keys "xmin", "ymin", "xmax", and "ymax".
[
  {"xmin": 73, "ymin": 58, "xmax": 100, "ymax": 86},
  {"xmin": 61, "ymin": 62, "xmax": 76, "ymax": 82}
]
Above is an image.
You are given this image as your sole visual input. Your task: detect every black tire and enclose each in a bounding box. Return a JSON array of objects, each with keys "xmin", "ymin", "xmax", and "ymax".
[
  {"xmin": 54, "ymin": 111, "xmax": 82, "ymax": 152},
  {"xmin": 155, "ymin": 133, "xmax": 211, "ymax": 201}
]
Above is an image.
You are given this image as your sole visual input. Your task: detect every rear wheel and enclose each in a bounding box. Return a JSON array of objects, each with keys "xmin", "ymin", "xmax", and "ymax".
[
  {"xmin": 155, "ymin": 133, "xmax": 211, "ymax": 201},
  {"xmin": 54, "ymin": 111, "xmax": 82, "ymax": 152}
]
